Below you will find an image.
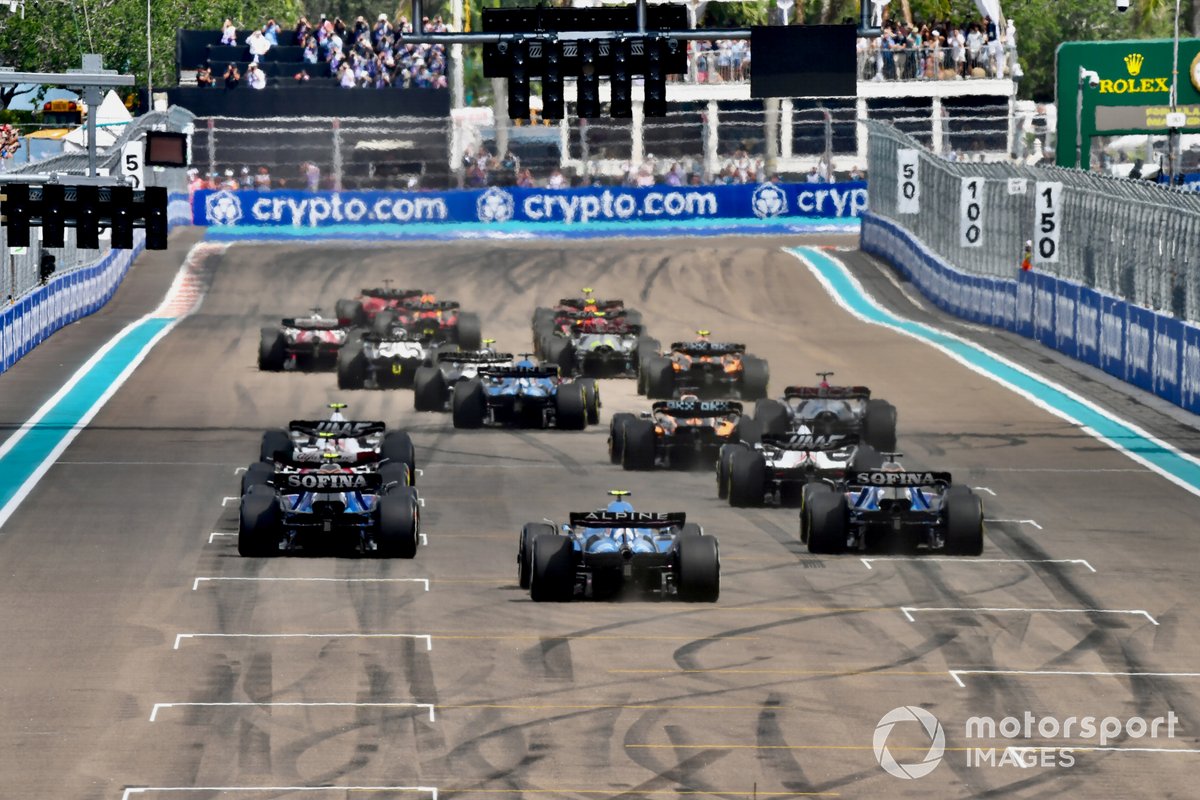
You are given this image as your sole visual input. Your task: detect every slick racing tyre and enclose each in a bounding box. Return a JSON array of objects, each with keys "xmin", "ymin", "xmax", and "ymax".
[
  {"xmin": 456, "ymin": 312, "xmax": 483, "ymax": 350},
  {"xmin": 577, "ymin": 378, "xmax": 601, "ymax": 425},
  {"xmin": 740, "ymin": 356, "xmax": 770, "ymax": 401},
  {"xmin": 806, "ymin": 490, "xmax": 849, "ymax": 554},
  {"xmin": 754, "ymin": 399, "xmax": 789, "ymax": 437},
  {"xmin": 620, "ymin": 418, "xmax": 657, "ymax": 470},
  {"xmin": 335, "ymin": 299, "xmax": 366, "ymax": 327},
  {"xmin": 554, "ymin": 383, "xmax": 588, "ymax": 430},
  {"xmin": 863, "ymin": 399, "xmax": 898, "ymax": 452},
  {"xmin": 259, "ymin": 428, "xmax": 291, "ymax": 462},
  {"xmin": 676, "ymin": 534, "xmax": 720, "ymax": 602},
  {"xmin": 258, "ymin": 328, "xmax": 286, "ymax": 371},
  {"xmin": 519, "ymin": 522, "xmax": 555, "ymax": 589},
  {"xmin": 609, "ymin": 413, "xmax": 636, "ymax": 464},
  {"xmin": 530, "ymin": 534, "xmax": 576, "ymax": 602},
  {"xmin": 372, "ymin": 309, "xmax": 397, "ymax": 337},
  {"xmin": 337, "ymin": 341, "xmax": 367, "ymax": 389},
  {"xmin": 376, "ymin": 487, "xmax": 419, "ymax": 558},
  {"xmin": 623, "ymin": 309, "xmax": 643, "ymax": 327},
  {"xmin": 382, "ymin": 431, "xmax": 417, "ymax": 485},
  {"xmin": 241, "ymin": 461, "xmax": 275, "ymax": 496},
  {"xmin": 379, "ymin": 462, "xmax": 411, "ymax": 489},
  {"xmin": 544, "ymin": 337, "xmax": 574, "ymax": 377},
  {"xmin": 413, "ymin": 366, "xmax": 447, "ymax": 412},
  {"xmin": 716, "ymin": 443, "xmax": 747, "ymax": 499},
  {"xmin": 942, "ymin": 486, "xmax": 984, "ymax": 556},
  {"xmin": 733, "ymin": 415, "xmax": 761, "ymax": 446},
  {"xmin": 849, "ymin": 444, "xmax": 884, "ymax": 473},
  {"xmin": 799, "ymin": 483, "xmax": 833, "ymax": 543},
  {"xmin": 728, "ymin": 448, "xmax": 766, "ymax": 507},
  {"xmin": 238, "ymin": 490, "xmax": 280, "ymax": 557},
  {"xmin": 452, "ymin": 379, "xmax": 486, "ymax": 429},
  {"xmin": 644, "ymin": 355, "xmax": 675, "ymax": 399}
]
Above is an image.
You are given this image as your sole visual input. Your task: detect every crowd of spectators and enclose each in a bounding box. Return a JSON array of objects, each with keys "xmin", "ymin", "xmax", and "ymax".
[
  {"xmin": 858, "ymin": 16, "xmax": 1018, "ymax": 81},
  {"xmin": 196, "ymin": 14, "xmax": 449, "ymax": 90},
  {"xmin": 687, "ymin": 40, "xmax": 751, "ymax": 84},
  {"xmin": 0, "ymin": 124, "xmax": 20, "ymax": 164}
]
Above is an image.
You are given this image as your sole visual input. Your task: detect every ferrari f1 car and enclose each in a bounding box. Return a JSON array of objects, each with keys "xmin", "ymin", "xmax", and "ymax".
[
  {"xmin": 451, "ymin": 361, "xmax": 599, "ymax": 429},
  {"xmin": 412, "ymin": 344, "xmax": 514, "ymax": 412},
  {"xmin": 336, "ymin": 329, "xmax": 430, "ymax": 390},
  {"xmin": 639, "ymin": 333, "xmax": 769, "ymax": 401},
  {"xmin": 800, "ymin": 457, "xmax": 983, "ymax": 556},
  {"xmin": 609, "ymin": 398, "xmax": 750, "ymax": 471},
  {"xmin": 259, "ymin": 310, "xmax": 351, "ymax": 371},
  {"xmin": 754, "ymin": 372, "xmax": 897, "ymax": 451},
  {"xmin": 718, "ymin": 432, "xmax": 879, "ymax": 507},
  {"xmin": 517, "ymin": 492, "xmax": 719, "ymax": 602},
  {"xmin": 335, "ymin": 287, "xmax": 424, "ymax": 327}
]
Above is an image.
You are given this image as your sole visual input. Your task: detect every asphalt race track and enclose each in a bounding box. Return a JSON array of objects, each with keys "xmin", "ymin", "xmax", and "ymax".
[{"xmin": 2, "ymin": 236, "xmax": 1200, "ymax": 799}]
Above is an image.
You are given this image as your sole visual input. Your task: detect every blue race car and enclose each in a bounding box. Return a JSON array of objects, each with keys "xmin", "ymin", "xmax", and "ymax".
[
  {"xmin": 451, "ymin": 359, "xmax": 598, "ymax": 429},
  {"xmin": 802, "ymin": 456, "xmax": 983, "ymax": 555},
  {"xmin": 517, "ymin": 491, "xmax": 720, "ymax": 602}
]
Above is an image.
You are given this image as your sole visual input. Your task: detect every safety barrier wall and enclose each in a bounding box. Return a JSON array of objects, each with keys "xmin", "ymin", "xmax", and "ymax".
[
  {"xmin": 861, "ymin": 212, "xmax": 1200, "ymax": 415},
  {"xmin": 0, "ymin": 198, "xmax": 192, "ymax": 377},
  {"xmin": 192, "ymin": 181, "xmax": 869, "ymax": 228}
]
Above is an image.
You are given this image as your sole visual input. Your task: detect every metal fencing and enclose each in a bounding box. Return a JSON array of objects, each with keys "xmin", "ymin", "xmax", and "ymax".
[
  {"xmin": 1, "ymin": 107, "xmax": 194, "ymax": 303},
  {"xmin": 866, "ymin": 120, "xmax": 1200, "ymax": 322}
]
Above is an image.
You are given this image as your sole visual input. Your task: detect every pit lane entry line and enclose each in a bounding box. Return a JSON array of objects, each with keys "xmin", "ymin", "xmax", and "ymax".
[
  {"xmin": 173, "ymin": 633, "xmax": 433, "ymax": 650},
  {"xmin": 949, "ymin": 669, "xmax": 1200, "ymax": 687},
  {"xmin": 901, "ymin": 606, "xmax": 1158, "ymax": 625},
  {"xmin": 149, "ymin": 701, "xmax": 436, "ymax": 722},
  {"xmin": 861, "ymin": 557, "xmax": 1095, "ymax": 571},
  {"xmin": 121, "ymin": 787, "xmax": 438, "ymax": 800}
]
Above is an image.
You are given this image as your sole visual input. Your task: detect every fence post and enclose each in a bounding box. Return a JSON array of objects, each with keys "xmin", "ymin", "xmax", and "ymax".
[
  {"xmin": 331, "ymin": 118, "xmax": 343, "ymax": 191},
  {"xmin": 206, "ymin": 117, "xmax": 216, "ymax": 180},
  {"xmin": 780, "ymin": 99, "xmax": 793, "ymax": 160},
  {"xmin": 856, "ymin": 98, "xmax": 868, "ymax": 165},
  {"xmin": 931, "ymin": 96, "xmax": 943, "ymax": 155},
  {"xmin": 704, "ymin": 100, "xmax": 719, "ymax": 181},
  {"xmin": 632, "ymin": 99, "xmax": 645, "ymax": 167},
  {"xmin": 763, "ymin": 99, "xmax": 779, "ymax": 178}
]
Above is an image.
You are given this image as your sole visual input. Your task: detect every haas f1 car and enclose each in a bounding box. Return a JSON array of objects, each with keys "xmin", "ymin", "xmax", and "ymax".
[
  {"xmin": 639, "ymin": 334, "xmax": 769, "ymax": 401},
  {"xmin": 451, "ymin": 361, "xmax": 599, "ymax": 429},
  {"xmin": 259, "ymin": 311, "xmax": 351, "ymax": 371},
  {"xmin": 609, "ymin": 398, "xmax": 749, "ymax": 471},
  {"xmin": 801, "ymin": 458, "xmax": 983, "ymax": 556},
  {"xmin": 517, "ymin": 493, "xmax": 719, "ymax": 602},
  {"xmin": 754, "ymin": 373, "xmax": 897, "ymax": 451},
  {"xmin": 718, "ymin": 432, "xmax": 878, "ymax": 507}
]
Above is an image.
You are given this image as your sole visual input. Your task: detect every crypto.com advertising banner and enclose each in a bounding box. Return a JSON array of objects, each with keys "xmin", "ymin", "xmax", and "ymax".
[{"xmin": 193, "ymin": 182, "xmax": 868, "ymax": 228}]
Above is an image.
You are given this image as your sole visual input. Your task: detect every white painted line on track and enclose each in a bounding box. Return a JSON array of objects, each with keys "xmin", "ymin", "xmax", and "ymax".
[
  {"xmin": 973, "ymin": 486, "xmax": 996, "ymax": 496},
  {"xmin": 149, "ymin": 701, "xmax": 436, "ymax": 722},
  {"xmin": 173, "ymin": 632, "xmax": 433, "ymax": 650},
  {"xmin": 420, "ymin": 533, "xmax": 428, "ymax": 546},
  {"xmin": 233, "ymin": 466, "xmax": 247, "ymax": 475},
  {"xmin": 902, "ymin": 606, "xmax": 1157, "ymax": 625},
  {"xmin": 862, "ymin": 557, "xmax": 1095, "ymax": 572},
  {"xmin": 949, "ymin": 668, "xmax": 1200, "ymax": 687},
  {"xmin": 221, "ymin": 496, "xmax": 238, "ymax": 507},
  {"xmin": 121, "ymin": 786, "xmax": 438, "ymax": 800},
  {"xmin": 208, "ymin": 532, "xmax": 233, "ymax": 544},
  {"xmin": 985, "ymin": 518, "xmax": 1043, "ymax": 529},
  {"xmin": 192, "ymin": 577, "xmax": 430, "ymax": 591}
]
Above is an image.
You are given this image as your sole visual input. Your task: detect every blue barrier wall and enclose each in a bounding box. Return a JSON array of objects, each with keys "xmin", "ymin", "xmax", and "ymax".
[
  {"xmin": 193, "ymin": 182, "xmax": 868, "ymax": 228},
  {"xmin": 861, "ymin": 212, "xmax": 1200, "ymax": 417},
  {"xmin": 0, "ymin": 198, "xmax": 192, "ymax": 377}
]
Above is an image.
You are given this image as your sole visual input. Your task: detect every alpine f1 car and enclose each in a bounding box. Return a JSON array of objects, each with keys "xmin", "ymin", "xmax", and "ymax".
[
  {"xmin": 754, "ymin": 372, "xmax": 897, "ymax": 451},
  {"xmin": 638, "ymin": 333, "xmax": 769, "ymax": 401},
  {"xmin": 801, "ymin": 457, "xmax": 983, "ymax": 556},
  {"xmin": 336, "ymin": 287, "xmax": 424, "ymax": 328},
  {"xmin": 517, "ymin": 492, "xmax": 719, "ymax": 602},
  {"xmin": 609, "ymin": 398, "xmax": 750, "ymax": 471},
  {"xmin": 718, "ymin": 432, "xmax": 880, "ymax": 507},
  {"xmin": 451, "ymin": 360, "xmax": 598, "ymax": 429},
  {"xmin": 259, "ymin": 310, "xmax": 351, "ymax": 371},
  {"xmin": 412, "ymin": 344, "xmax": 514, "ymax": 412},
  {"xmin": 336, "ymin": 329, "xmax": 430, "ymax": 390},
  {"xmin": 543, "ymin": 313, "xmax": 660, "ymax": 379}
]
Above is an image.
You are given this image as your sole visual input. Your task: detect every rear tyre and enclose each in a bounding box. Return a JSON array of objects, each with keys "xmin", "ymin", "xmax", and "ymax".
[
  {"xmin": 849, "ymin": 444, "xmax": 884, "ymax": 473},
  {"xmin": 258, "ymin": 328, "xmax": 285, "ymax": 371},
  {"xmin": 806, "ymin": 491, "xmax": 848, "ymax": 554},
  {"xmin": 734, "ymin": 415, "xmax": 761, "ymax": 446},
  {"xmin": 728, "ymin": 448, "xmax": 767, "ymax": 507},
  {"xmin": 530, "ymin": 534, "xmax": 575, "ymax": 601},
  {"xmin": 336, "ymin": 299, "xmax": 365, "ymax": 327},
  {"xmin": 259, "ymin": 429, "xmax": 291, "ymax": 462},
  {"xmin": 799, "ymin": 483, "xmax": 833, "ymax": 543},
  {"xmin": 943, "ymin": 487, "xmax": 984, "ymax": 556},
  {"xmin": 577, "ymin": 378, "xmax": 601, "ymax": 425},
  {"xmin": 519, "ymin": 522, "xmax": 554, "ymax": 589},
  {"xmin": 623, "ymin": 309, "xmax": 643, "ymax": 327},
  {"xmin": 635, "ymin": 336, "xmax": 660, "ymax": 365},
  {"xmin": 754, "ymin": 399, "xmax": 789, "ymax": 437},
  {"xmin": 452, "ymin": 379, "xmax": 486, "ymax": 429},
  {"xmin": 545, "ymin": 337, "xmax": 574, "ymax": 377},
  {"xmin": 382, "ymin": 431, "xmax": 417, "ymax": 484},
  {"xmin": 413, "ymin": 366, "xmax": 447, "ymax": 412},
  {"xmin": 238, "ymin": 490, "xmax": 280, "ymax": 557},
  {"xmin": 620, "ymin": 418, "xmax": 657, "ymax": 471},
  {"xmin": 241, "ymin": 462, "xmax": 275, "ymax": 496},
  {"xmin": 336, "ymin": 342, "xmax": 367, "ymax": 389},
  {"xmin": 676, "ymin": 534, "xmax": 720, "ymax": 602},
  {"xmin": 716, "ymin": 443, "xmax": 746, "ymax": 499},
  {"xmin": 376, "ymin": 487, "xmax": 419, "ymax": 558},
  {"xmin": 379, "ymin": 462, "xmax": 411, "ymax": 489},
  {"xmin": 456, "ymin": 312, "xmax": 483, "ymax": 350},
  {"xmin": 554, "ymin": 383, "xmax": 588, "ymax": 430},
  {"xmin": 609, "ymin": 413, "xmax": 636, "ymax": 464},
  {"xmin": 372, "ymin": 309, "xmax": 397, "ymax": 337},
  {"xmin": 740, "ymin": 356, "xmax": 770, "ymax": 400},
  {"xmin": 645, "ymin": 356, "xmax": 675, "ymax": 399},
  {"xmin": 863, "ymin": 399, "xmax": 898, "ymax": 452}
]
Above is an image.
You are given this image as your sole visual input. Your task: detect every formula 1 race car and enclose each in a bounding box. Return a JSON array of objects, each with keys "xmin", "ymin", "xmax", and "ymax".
[
  {"xmin": 531, "ymin": 289, "xmax": 644, "ymax": 356},
  {"xmin": 238, "ymin": 458, "xmax": 420, "ymax": 558},
  {"xmin": 609, "ymin": 398, "xmax": 748, "ymax": 471},
  {"xmin": 543, "ymin": 313, "xmax": 659, "ymax": 379},
  {"xmin": 373, "ymin": 299, "xmax": 484, "ymax": 350},
  {"xmin": 754, "ymin": 372, "xmax": 897, "ymax": 451},
  {"xmin": 336, "ymin": 287, "xmax": 424, "ymax": 327},
  {"xmin": 259, "ymin": 310, "xmax": 351, "ymax": 371},
  {"xmin": 800, "ymin": 457, "xmax": 983, "ymax": 556},
  {"xmin": 451, "ymin": 361, "xmax": 599, "ymax": 429},
  {"xmin": 517, "ymin": 492, "xmax": 719, "ymax": 602},
  {"xmin": 639, "ymin": 333, "xmax": 769, "ymax": 401},
  {"xmin": 412, "ymin": 344, "xmax": 514, "ymax": 412},
  {"xmin": 336, "ymin": 329, "xmax": 429, "ymax": 390},
  {"xmin": 718, "ymin": 432, "xmax": 878, "ymax": 507}
]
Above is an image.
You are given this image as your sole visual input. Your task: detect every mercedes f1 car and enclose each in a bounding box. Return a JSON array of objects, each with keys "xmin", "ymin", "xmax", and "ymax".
[
  {"xmin": 639, "ymin": 333, "xmax": 769, "ymax": 401},
  {"xmin": 412, "ymin": 344, "xmax": 513, "ymax": 412},
  {"xmin": 718, "ymin": 432, "xmax": 880, "ymax": 507},
  {"xmin": 754, "ymin": 373, "xmax": 897, "ymax": 451},
  {"xmin": 800, "ymin": 456, "xmax": 984, "ymax": 556},
  {"xmin": 517, "ymin": 492, "xmax": 719, "ymax": 602},
  {"xmin": 336, "ymin": 329, "xmax": 430, "ymax": 390},
  {"xmin": 259, "ymin": 310, "xmax": 351, "ymax": 371},
  {"xmin": 450, "ymin": 361, "xmax": 599, "ymax": 429},
  {"xmin": 609, "ymin": 398, "xmax": 750, "ymax": 471}
]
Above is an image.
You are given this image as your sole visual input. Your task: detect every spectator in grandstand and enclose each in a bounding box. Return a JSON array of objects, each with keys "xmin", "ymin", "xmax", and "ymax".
[
  {"xmin": 295, "ymin": 16, "xmax": 312, "ymax": 46},
  {"xmin": 293, "ymin": 69, "xmax": 311, "ymax": 83},
  {"xmin": 547, "ymin": 168, "xmax": 567, "ymax": 189},
  {"xmin": 247, "ymin": 63, "xmax": 267, "ymax": 90},
  {"xmin": 337, "ymin": 62, "xmax": 356, "ymax": 88},
  {"xmin": 196, "ymin": 65, "xmax": 214, "ymax": 88},
  {"xmin": 254, "ymin": 166, "xmax": 272, "ymax": 190},
  {"xmin": 849, "ymin": 165, "xmax": 864, "ymax": 180},
  {"xmin": 373, "ymin": 14, "xmax": 392, "ymax": 47},
  {"xmin": 219, "ymin": 169, "xmax": 239, "ymax": 190},
  {"xmin": 223, "ymin": 63, "xmax": 241, "ymax": 89},
  {"xmin": 303, "ymin": 37, "xmax": 318, "ymax": 63},
  {"xmin": 247, "ymin": 29, "xmax": 271, "ymax": 62},
  {"xmin": 665, "ymin": 162, "xmax": 685, "ymax": 187},
  {"xmin": 806, "ymin": 166, "xmax": 822, "ymax": 183},
  {"xmin": 303, "ymin": 162, "xmax": 320, "ymax": 191},
  {"xmin": 516, "ymin": 167, "xmax": 535, "ymax": 188},
  {"xmin": 221, "ymin": 19, "xmax": 237, "ymax": 46},
  {"xmin": 263, "ymin": 18, "xmax": 281, "ymax": 46}
]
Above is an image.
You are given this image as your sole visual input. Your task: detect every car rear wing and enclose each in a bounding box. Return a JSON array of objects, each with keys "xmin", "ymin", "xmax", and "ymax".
[
  {"xmin": 361, "ymin": 331, "xmax": 422, "ymax": 344},
  {"xmin": 480, "ymin": 365, "xmax": 560, "ymax": 380},
  {"xmin": 784, "ymin": 385, "xmax": 871, "ymax": 400},
  {"xmin": 274, "ymin": 469, "xmax": 385, "ymax": 493},
  {"xmin": 846, "ymin": 470, "xmax": 952, "ymax": 488},
  {"xmin": 281, "ymin": 318, "xmax": 346, "ymax": 331},
  {"xmin": 405, "ymin": 300, "xmax": 460, "ymax": 312},
  {"xmin": 558, "ymin": 297, "xmax": 624, "ymax": 310},
  {"xmin": 361, "ymin": 288, "xmax": 424, "ymax": 300},
  {"xmin": 570, "ymin": 321, "xmax": 641, "ymax": 336},
  {"xmin": 438, "ymin": 351, "xmax": 515, "ymax": 364},
  {"xmin": 669, "ymin": 342, "xmax": 746, "ymax": 356},
  {"xmin": 761, "ymin": 432, "xmax": 859, "ymax": 451},
  {"xmin": 568, "ymin": 511, "xmax": 687, "ymax": 528},
  {"xmin": 652, "ymin": 399, "xmax": 742, "ymax": 417},
  {"xmin": 287, "ymin": 420, "xmax": 388, "ymax": 438}
]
